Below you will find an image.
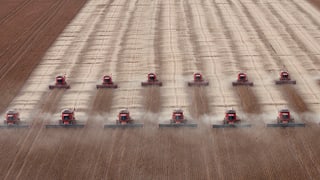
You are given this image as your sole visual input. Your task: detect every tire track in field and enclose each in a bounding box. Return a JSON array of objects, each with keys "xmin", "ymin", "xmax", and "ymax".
[
  {"xmin": 12, "ymin": 0, "xmax": 120, "ymax": 178},
  {"xmin": 0, "ymin": 0, "xmax": 33, "ymax": 25},
  {"xmin": 292, "ymin": 128, "xmax": 320, "ymax": 176},
  {"xmin": 142, "ymin": 0, "xmax": 161, "ymax": 114},
  {"xmin": 158, "ymin": 0, "xmax": 189, "ymax": 117},
  {"xmin": 173, "ymin": 0, "xmax": 205, "ymax": 121},
  {"xmin": 250, "ymin": 1, "xmax": 319, "ymax": 75},
  {"xmin": 44, "ymin": 1, "xmax": 131, "ymax": 179},
  {"xmin": 89, "ymin": 0, "xmax": 145, "ymax": 178},
  {"xmin": 3, "ymin": 89, "xmax": 64, "ymax": 179},
  {"xmin": 290, "ymin": 0, "xmax": 320, "ymax": 31},
  {"xmin": 45, "ymin": 1, "xmax": 128, "ymax": 179},
  {"xmin": 179, "ymin": 1, "xmax": 211, "ymax": 120},
  {"xmin": 75, "ymin": 1, "xmax": 145, "ymax": 179},
  {"xmin": 0, "ymin": 0, "xmax": 64, "ymax": 79},
  {"xmin": 83, "ymin": 2, "xmax": 135, "ymax": 176},
  {"xmin": 214, "ymin": 1, "xmax": 283, "ymax": 115},
  {"xmin": 281, "ymin": 129, "xmax": 320, "ymax": 178},
  {"xmin": 169, "ymin": 2, "xmax": 212, "ymax": 178},
  {"xmin": 92, "ymin": 130, "xmax": 126, "ymax": 179},
  {"xmin": 111, "ymin": 0, "xmax": 146, "ymax": 117},
  {"xmin": 207, "ymin": 1, "xmax": 276, "ymax": 116},
  {"xmin": 234, "ymin": 1, "xmax": 311, "ymax": 114},
  {"xmin": 109, "ymin": 0, "xmax": 152, "ymax": 177},
  {"xmin": 243, "ymin": 0, "xmax": 319, "ymax": 113},
  {"xmin": 234, "ymin": 1, "xmax": 318, "ymax": 177},
  {"xmin": 258, "ymin": 0, "xmax": 320, "ymax": 70},
  {"xmin": 159, "ymin": 1, "xmax": 194, "ymax": 177},
  {"xmin": 279, "ymin": 85, "xmax": 309, "ymax": 113},
  {"xmin": 13, "ymin": 90, "xmax": 65, "ymax": 179},
  {"xmin": 0, "ymin": 0, "xmax": 66, "ymax": 113},
  {"xmin": 276, "ymin": 1, "xmax": 320, "ymax": 55},
  {"xmin": 88, "ymin": 1, "xmax": 141, "ymax": 178},
  {"xmin": 206, "ymin": 0, "xmax": 283, "ymax": 178},
  {"xmin": 0, "ymin": 130, "xmax": 29, "ymax": 179}
]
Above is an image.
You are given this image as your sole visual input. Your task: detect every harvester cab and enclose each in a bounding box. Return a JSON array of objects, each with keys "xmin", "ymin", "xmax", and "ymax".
[
  {"xmin": 280, "ymin": 71, "xmax": 290, "ymax": 80},
  {"xmin": 275, "ymin": 71, "xmax": 296, "ymax": 84},
  {"xmin": 49, "ymin": 75, "xmax": 70, "ymax": 89},
  {"xmin": 267, "ymin": 109, "xmax": 305, "ymax": 127},
  {"xmin": 159, "ymin": 109, "xmax": 197, "ymax": 128},
  {"xmin": 96, "ymin": 75, "xmax": 118, "ymax": 88},
  {"xmin": 188, "ymin": 72, "xmax": 209, "ymax": 86},
  {"xmin": 141, "ymin": 73, "xmax": 162, "ymax": 86},
  {"xmin": 171, "ymin": 109, "xmax": 185, "ymax": 124},
  {"xmin": 0, "ymin": 110, "xmax": 29, "ymax": 128},
  {"xmin": 45, "ymin": 109, "xmax": 84, "ymax": 128},
  {"xmin": 104, "ymin": 109, "xmax": 143, "ymax": 128},
  {"xmin": 232, "ymin": 72, "xmax": 253, "ymax": 86},
  {"xmin": 194, "ymin": 73, "xmax": 203, "ymax": 81},
  {"xmin": 60, "ymin": 109, "xmax": 75, "ymax": 125},
  {"xmin": 103, "ymin": 76, "xmax": 112, "ymax": 84},
  {"xmin": 238, "ymin": 73, "xmax": 247, "ymax": 81},
  {"xmin": 5, "ymin": 110, "xmax": 20, "ymax": 125},
  {"xmin": 212, "ymin": 109, "xmax": 251, "ymax": 128},
  {"xmin": 148, "ymin": 73, "xmax": 156, "ymax": 81},
  {"xmin": 278, "ymin": 109, "xmax": 291, "ymax": 124},
  {"xmin": 117, "ymin": 110, "xmax": 132, "ymax": 124},
  {"xmin": 224, "ymin": 110, "xmax": 239, "ymax": 124}
]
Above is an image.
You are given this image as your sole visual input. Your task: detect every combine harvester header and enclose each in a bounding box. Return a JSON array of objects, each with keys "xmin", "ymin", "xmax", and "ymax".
[
  {"xmin": 104, "ymin": 109, "xmax": 143, "ymax": 128},
  {"xmin": 267, "ymin": 109, "xmax": 305, "ymax": 127},
  {"xmin": 159, "ymin": 109, "xmax": 197, "ymax": 128},
  {"xmin": 0, "ymin": 110, "xmax": 29, "ymax": 128},
  {"xmin": 45, "ymin": 109, "xmax": 85, "ymax": 128},
  {"xmin": 212, "ymin": 109, "xmax": 251, "ymax": 128}
]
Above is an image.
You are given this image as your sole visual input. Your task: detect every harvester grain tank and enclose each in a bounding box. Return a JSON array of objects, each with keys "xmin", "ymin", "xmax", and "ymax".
[
  {"xmin": 104, "ymin": 109, "xmax": 143, "ymax": 128},
  {"xmin": 212, "ymin": 109, "xmax": 251, "ymax": 128},
  {"xmin": 159, "ymin": 109, "xmax": 197, "ymax": 128}
]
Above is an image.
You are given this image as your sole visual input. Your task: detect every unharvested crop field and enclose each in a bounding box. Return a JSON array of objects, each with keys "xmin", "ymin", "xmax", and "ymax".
[{"xmin": 1, "ymin": 0, "xmax": 320, "ymax": 179}]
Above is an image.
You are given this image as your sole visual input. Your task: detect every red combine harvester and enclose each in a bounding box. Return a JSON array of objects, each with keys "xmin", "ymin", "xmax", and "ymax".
[
  {"xmin": 0, "ymin": 110, "xmax": 29, "ymax": 128},
  {"xmin": 267, "ymin": 109, "xmax": 305, "ymax": 127},
  {"xmin": 104, "ymin": 109, "xmax": 143, "ymax": 128},
  {"xmin": 49, "ymin": 75, "xmax": 70, "ymax": 89},
  {"xmin": 96, "ymin": 75, "xmax": 118, "ymax": 89},
  {"xmin": 275, "ymin": 71, "xmax": 296, "ymax": 84},
  {"xmin": 45, "ymin": 109, "xmax": 84, "ymax": 128},
  {"xmin": 212, "ymin": 109, "xmax": 251, "ymax": 128},
  {"xmin": 159, "ymin": 109, "xmax": 197, "ymax": 128},
  {"xmin": 188, "ymin": 73, "xmax": 209, "ymax": 86},
  {"xmin": 232, "ymin": 72, "xmax": 254, "ymax": 86},
  {"xmin": 141, "ymin": 73, "xmax": 162, "ymax": 86}
]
